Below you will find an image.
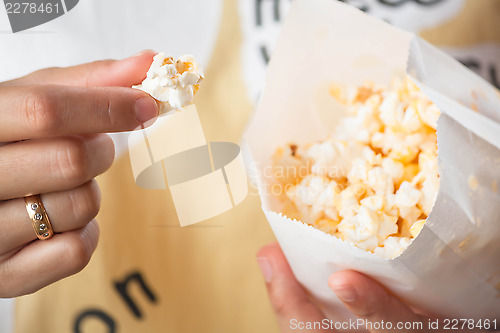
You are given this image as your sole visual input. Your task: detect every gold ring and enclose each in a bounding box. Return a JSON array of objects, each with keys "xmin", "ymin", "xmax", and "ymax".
[{"xmin": 24, "ymin": 195, "xmax": 54, "ymax": 240}]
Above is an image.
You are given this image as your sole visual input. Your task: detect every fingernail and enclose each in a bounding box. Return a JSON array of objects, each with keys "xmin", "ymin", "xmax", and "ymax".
[
  {"xmin": 135, "ymin": 96, "xmax": 158, "ymax": 123},
  {"xmin": 333, "ymin": 286, "xmax": 357, "ymax": 303},
  {"xmin": 257, "ymin": 257, "xmax": 273, "ymax": 283}
]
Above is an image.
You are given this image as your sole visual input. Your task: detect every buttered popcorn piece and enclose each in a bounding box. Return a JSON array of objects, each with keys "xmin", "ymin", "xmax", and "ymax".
[
  {"xmin": 133, "ymin": 53, "xmax": 204, "ymax": 113},
  {"xmin": 374, "ymin": 236, "xmax": 412, "ymax": 259},
  {"xmin": 272, "ymin": 77, "xmax": 440, "ymax": 259}
]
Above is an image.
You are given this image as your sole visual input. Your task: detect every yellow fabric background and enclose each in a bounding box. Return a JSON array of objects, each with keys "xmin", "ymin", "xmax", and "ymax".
[{"xmin": 14, "ymin": 0, "xmax": 500, "ymax": 332}]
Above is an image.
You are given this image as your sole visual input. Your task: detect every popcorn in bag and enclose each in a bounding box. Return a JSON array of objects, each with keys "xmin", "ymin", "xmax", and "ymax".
[
  {"xmin": 273, "ymin": 77, "xmax": 439, "ymax": 259},
  {"xmin": 243, "ymin": 0, "xmax": 500, "ymax": 322}
]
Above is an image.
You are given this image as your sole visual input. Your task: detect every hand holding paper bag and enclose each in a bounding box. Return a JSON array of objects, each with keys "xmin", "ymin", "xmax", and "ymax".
[
  {"xmin": 258, "ymin": 243, "xmax": 463, "ymax": 333},
  {"xmin": 244, "ymin": 0, "xmax": 500, "ymax": 325}
]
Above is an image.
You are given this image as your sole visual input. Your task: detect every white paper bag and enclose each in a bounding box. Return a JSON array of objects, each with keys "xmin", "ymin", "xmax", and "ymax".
[{"xmin": 243, "ymin": 0, "xmax": 500, "ymax": 322}]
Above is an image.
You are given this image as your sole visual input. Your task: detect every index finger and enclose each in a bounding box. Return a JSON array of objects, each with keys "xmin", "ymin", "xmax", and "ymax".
[
  {"xmin": 0, "ymin": 84, "xmax": 158, "ymax": 142},
  {"xmin": 1, "ymin": 50, "xmax": 156, "ymax": 88}
]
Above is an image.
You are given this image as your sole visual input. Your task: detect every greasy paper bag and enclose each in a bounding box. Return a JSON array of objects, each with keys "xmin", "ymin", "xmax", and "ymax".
[{"xmin": 242, "ymin": 0, "xmax": 500, "ymax": 323}]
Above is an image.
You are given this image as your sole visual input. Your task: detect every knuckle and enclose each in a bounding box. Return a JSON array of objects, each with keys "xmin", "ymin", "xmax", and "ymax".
[
  {"xmin": 70, "ymin": 180, "xmax": 101, "ymax": 224},
  {"xmin": 273, "ymin": 298, "xmax": 292, "ymax": 318},
  {"xmin": 0, "ymin": 258, "xmax": 36, "ymax": 297},
  {"xmin": 64, "ymin": 236, "xmax": 92, "ymax": 274},
  {"xmin": 269, "ymin": 284, "xmax": 317, "ymax": 320},
  {"xmin": 96, "ymin": 89, "xmax": 116, "ymax": 127},
  {"xmin": 24, "ymin": 87, "xmax": 59, "ymax": 134},
  {"xmin": 270, "ymin": 289, "xmax": 301, "ymax": 318},
  {"xmin": 355, "ymin": 307, "xmax": 378, "ymax": 320},
  {"xmin": 56, "ymin": 137, "xmax": 90, "ymax": 183},
  {"xmin": 30, "ymin": 66, "xmax": 61, "ymax": 80},
  {"xmin": 354, "ymin": 297, "xmax": 383, "ymax": 319}
]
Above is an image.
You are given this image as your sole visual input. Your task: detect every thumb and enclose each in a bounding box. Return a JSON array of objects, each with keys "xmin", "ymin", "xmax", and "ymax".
[{"xmin": 329, "ymin": 270, "xmax": 426, "ymax": 333}]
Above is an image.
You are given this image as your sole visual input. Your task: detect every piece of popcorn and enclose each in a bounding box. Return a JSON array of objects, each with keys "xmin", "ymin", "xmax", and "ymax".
[
  {"xmin": 355, "ymin": 237, "xmax": 379, "ymax": 252},
  {"xmin": 382, "ymin": 194, "xmax": 400, "ymax": 217},
  {"xmin": 286, "ymin": 175, "xmax": 335, "ymax": 206},
  {"xmin": 382, "ymin": 158, "xmax": 404, "ymax": 184},
  {"xmin": 338, "ymin": 206, "xmax": 379, "ymax": 247},
  {"xmin": 401, "ymin": 104, "xmax": 424, "ymax": 133},
  {"xmin": 306, "ymin": 140, "xmax": 368, "ymax": 179},
  {"xmin": 410, "ymin": 219, "xmax": 426, "ymax": 238},
  {"xmin": 418, "ymin": 151, "xmax": 438, "ymax": 176},
  {"xmin": 379, "ymin": 91, "xmax": 403, "ymax": 129},
  {"xmin": 314, "ymin": 218, "xmax": 340, "ymax": 235},
  {"xmin": 374, "ymin": 237, "xmax": 412, "ymax": 259},
  {"xmin": 399, "ymin": 206, "xmax": 422, "ymax": 223},
  {"xmin": 324, "ymin": 207, "xmax": 340, "ymax": 221},
  {"xmin": 362, "ymin": 146, "xmax": 381, "ymax": 165},
  {"xmin": 418, "ymin": 176, "xmax": 439, "ymax": 215},
  {"xmin": 395, "ymin": 181, "xmax": 421, "ymax": 207},
  {"xmin": 377, "ymin": 212, "xmax": 398, "ymax": 241},
  {"xmin": 360, "ymin": 195, "xmax": 385, "ymax": 211},
  {"xmin": 133, "ymin": 53, "xmax": 204, "ymax": 113},
  {"xmin": 419, "ymin": 132, "xmax": 438, "ymax": 154},
  {"xmin": 367, "ymin": 167, "xmax": 395, "ymax": 195},
  {"xmin": 272, "ymin": 144, "xmax": 308, "ymax": 185},
  {"xmin": 337, "ymin": 185, "xmax": 362, "ymax": 218},
  {"xmin": 418, "ymin": 103, "xmax": 440, "ymax": 130},
  {"xmin": 401, "ymin": 164, "xmax": 420, "ymax": 184},
  {"xmin": 348, "ymin": 158, "xmax": 370, "ymax": 184},
  {"xmin": 286, "ymin": 175, "xmax": 340, "ymax": 223},
  {"xmin": 371, "ymin": 129, "xmax": 397, "ymax": 154},
  {"xmin": 372, "ymin": 129, "xmax": 422, "ymax": 164},
  {"xmin": 399, "ymin": 206, "xmax": 423, "ymax": 237},
  {"xmin": 336, "ymin": 105, "xmax": 382, "ymax": 143}
]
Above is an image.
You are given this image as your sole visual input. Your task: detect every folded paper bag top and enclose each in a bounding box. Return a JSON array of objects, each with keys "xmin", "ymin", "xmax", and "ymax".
[{"xmin": 242, "ymin": 0, "xmax": 500, "ymax": 323}]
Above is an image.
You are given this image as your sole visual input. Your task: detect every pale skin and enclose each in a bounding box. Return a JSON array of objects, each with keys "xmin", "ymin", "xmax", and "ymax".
[
  {"xmin": 257, "ymin": 243, "xmax": 494, "ymax": 333},
  {"xmin": 0, "ymin": 50, "xmax": 158, "ymax": 297}
]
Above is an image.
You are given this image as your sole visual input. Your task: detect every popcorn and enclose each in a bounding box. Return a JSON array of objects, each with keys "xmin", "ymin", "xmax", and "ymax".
[
  {"xmin": 395, "ymin": 181, "xmax": 421, "ymax": 207},
  {"xmin": 285, "ymin": 175, "xmax": 338, "ymax": 224},
  {"xmin": 338, "ymin": 206, "xmax": 379, "ymax": 248},
  {"xmin": 382, "ymin": 158, "xmax": 404, "ymax": 184},
  {"xmin": 360, "ymin": 195, "xmax": 384, "ymax": 211},
  {"xmin": 133, "ymin": 53, "xmax": 204, "ymax": 113},
  {"xmin": 337, "ymin": 185, "xmax": 362, "ymax": 218},
  {"xmin": 272, "ymin": 144, "xmax": 308, "ymax": 185},
  {"xmin": 418, "ymin": 103, "xmax": 440, "ymax": 130},
  {"xmin": 305, "ymin": 141, "xmax": 365, "ymax": 179},
  {"xmin": 410, "ymin": 219, "xmax": 426, "ymax": 238},
  {"xmin": 419, "ymin": 176, "xmax": 439, "ymax": 215},
  {"xmin": 377, "ymin": 212, "xmax": 399, "ymax": 242},
  {"xmin": 367, "ymin": 166, "xmax": 395, "ymax": 195},
  {"xmin": 273, "ymin": 77, "xmax": 440, "ymax": 258}
]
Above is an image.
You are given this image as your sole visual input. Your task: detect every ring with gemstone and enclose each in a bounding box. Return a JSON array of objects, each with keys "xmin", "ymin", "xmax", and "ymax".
[{"xmin": 24, "ymin": 195, "xmax": 54, "ymax": 240}]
